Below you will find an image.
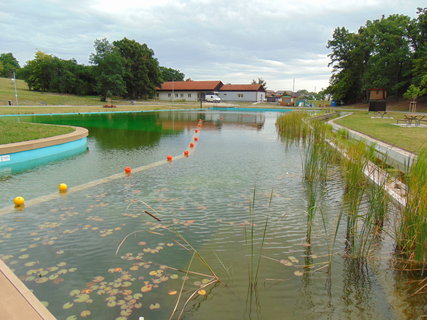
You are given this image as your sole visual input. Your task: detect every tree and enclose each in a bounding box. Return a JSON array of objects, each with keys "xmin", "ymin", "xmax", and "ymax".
[
  {"xmin": 404, "ymin": 75, "xmax": 427, "ymax": 101},
  {"xmin": 159, "ymin": 66, "xmax": 184, "ymax": 82},
  {"xmin": 0, "ymin": 53, "xmax": 20, "ymax": 78},
  {"xmin": 90, "ymin": 39, "xmax": 127, "ymax": 101},
  {"xmin": 113, "ymin": 38, "xmax": 162, "ymax": 99},
  {"xmin": 326, "ymin": 13, "xmax": 418, "ymax": 103},
  {"xmin": 252, "ymin": 78, "xmax": 267, "ymax": 90},
  {"xmin": 326, "ymin": 27, "xmax": 369, "ymax": 103},
  {"xmin": 362, "ymin": 15, "xmax": 413, "ymax": 96}
]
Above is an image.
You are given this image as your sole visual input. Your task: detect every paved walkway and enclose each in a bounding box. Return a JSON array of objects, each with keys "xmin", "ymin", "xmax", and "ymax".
[{"xmin": 0, "ymin": 259, "xmax": 56, "ymax": 319}]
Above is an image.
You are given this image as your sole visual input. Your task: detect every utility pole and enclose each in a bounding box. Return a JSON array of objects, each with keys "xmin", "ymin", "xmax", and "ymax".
[
  {"xmin": 172, "ymin": 76, "xmax": 174, "ymax": 104},
  {"xmin": 12, "ymin": 71, "xmax": 18, "ymax": 105},
  {"xmin": 292, "ymin": 77, "xmax": 295, "ymax": 106}
]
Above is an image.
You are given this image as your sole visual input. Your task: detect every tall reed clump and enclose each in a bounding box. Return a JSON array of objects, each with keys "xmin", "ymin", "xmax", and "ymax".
[
  {"xmin": 338, "ymin": 140, "xmax": 390, "ymax": 259},
  {"xmin": 276, "ymin": 111, "xmax": 311, "ymax": 147},
  {"xmin": 277, "ymin": 111, "xmax": 391, "ymax": 260},
  {"xmin": 397, "ymin": 149, "xmax": 427, "ymax": 264},
  {"xmin": 244, "ymin": 187, "xmax": 272, "ymax": 318}
]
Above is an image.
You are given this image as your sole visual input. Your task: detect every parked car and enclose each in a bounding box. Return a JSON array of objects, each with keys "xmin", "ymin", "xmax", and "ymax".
[{"xmin": 205, "ymin": 94, "xmax": 221, "ymax": 103}]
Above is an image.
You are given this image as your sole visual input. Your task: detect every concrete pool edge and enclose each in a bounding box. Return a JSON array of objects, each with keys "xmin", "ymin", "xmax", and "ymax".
[
  {"xmin": 0, "ymin": 259, "xmax": 56, "ymax": 319},
  {"xmin": 0, "ymin": 126, "xmax": 88, "ymax": 155},
  {"xmin": 0, "ymin": 126, "xmax": 89, "ymax": 169}
]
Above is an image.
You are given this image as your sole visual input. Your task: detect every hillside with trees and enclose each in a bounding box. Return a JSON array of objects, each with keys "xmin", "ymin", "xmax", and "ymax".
[
  {"xmin": 1, "ymin": 38, "xmax": 184, "ymax": 101},
  {"xmin": 326, "ymin": 7, "xmax": 427, "ymax": 104}
]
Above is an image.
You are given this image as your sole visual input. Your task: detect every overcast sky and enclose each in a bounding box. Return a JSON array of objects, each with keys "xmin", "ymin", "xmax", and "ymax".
[{"xmin": 0, "ymin": 0, "xmax": 423, "ymax": 91}]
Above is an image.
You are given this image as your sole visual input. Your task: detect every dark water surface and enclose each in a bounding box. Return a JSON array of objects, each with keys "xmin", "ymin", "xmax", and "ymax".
[{"xmin": 0, "ymin": 111, "xmax": 424, "ymax": 320}]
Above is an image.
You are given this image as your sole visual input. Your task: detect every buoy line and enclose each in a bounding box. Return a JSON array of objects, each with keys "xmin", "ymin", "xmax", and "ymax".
[{"xmin": 0, "ymin": 120, "xmax": 203, "ymax": 216}]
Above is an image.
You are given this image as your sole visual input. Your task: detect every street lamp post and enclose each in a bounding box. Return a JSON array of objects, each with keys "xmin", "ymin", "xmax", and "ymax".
[{"xmin": 12, "ymin": 71, "xmax": 18, "ymax": 106}]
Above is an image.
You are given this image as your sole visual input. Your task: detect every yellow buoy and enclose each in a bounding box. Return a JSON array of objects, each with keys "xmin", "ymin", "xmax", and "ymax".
[
  {"xmin": 58, "ymin": 183, "xmax": 68, "ymax": 193},
  {"xmin": 14, "ymin": 196, "xmax": 25, "ymax": 208}
]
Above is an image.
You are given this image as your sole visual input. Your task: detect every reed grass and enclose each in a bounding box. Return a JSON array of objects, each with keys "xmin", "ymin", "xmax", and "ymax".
[
  {"xmin": 277, "ymin": 111, "xmax": 394, "ymax": 261},
  {"xmin": 397, "ymin": 149, "xmax": 427, "ymax": 264}
]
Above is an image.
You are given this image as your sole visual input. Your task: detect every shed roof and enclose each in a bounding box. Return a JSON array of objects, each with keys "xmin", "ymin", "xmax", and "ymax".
[
  {"xmin": 219, "ymin": 84, "xmax": 265, "ymax": 92},
  {"xmin": 157, "ymin": 81, "xmax": 223, "ymax": 91}
]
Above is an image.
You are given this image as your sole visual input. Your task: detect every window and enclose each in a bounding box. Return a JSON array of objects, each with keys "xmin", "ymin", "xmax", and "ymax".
[
  {"xmin": 180, "ymin": 93, "xmax": 184, "ymax": 97},
  {"xmin": 168, "ymin": 93, "xmax": 171, "ymax": 97},
  {"xmin": 188, "ymin": 93, "xmax": 192, "ymax": 98},
  {"xmin": 238, "ymin": 93, "xmax": 244, "ymax": 98},
  {"xmin": 175, "ymin": 94, "xmax": 179, "ymax": 98}
]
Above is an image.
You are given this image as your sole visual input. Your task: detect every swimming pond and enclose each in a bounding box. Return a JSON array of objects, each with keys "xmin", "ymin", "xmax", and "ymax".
[{"xmin": 0, "ymin": 110, "xmax": 424, "ymax": 319}]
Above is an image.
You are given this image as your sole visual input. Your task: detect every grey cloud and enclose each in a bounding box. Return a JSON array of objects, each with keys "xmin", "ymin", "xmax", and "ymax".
[{"xmin": 0, "ymin": 0, "xmax": 423, "ymax": 90}]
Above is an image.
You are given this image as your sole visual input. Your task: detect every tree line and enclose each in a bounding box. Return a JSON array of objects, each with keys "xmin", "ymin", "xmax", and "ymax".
[
  {"xmin": 0, "ymin": 38, "xmax": 185, "ymax": 101},
  {"xmin": 326, "ymin": 8, "xmax": 426, "ymax": 104}
]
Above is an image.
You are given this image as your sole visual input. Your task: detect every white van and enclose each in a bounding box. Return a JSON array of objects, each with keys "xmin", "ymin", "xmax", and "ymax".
[{"xmin": 205, "ymin": 94, "xmax": 221, "ymax": 103}]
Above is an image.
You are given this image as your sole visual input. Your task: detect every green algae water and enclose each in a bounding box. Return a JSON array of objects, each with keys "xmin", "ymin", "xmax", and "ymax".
[{"xmin": 0, "ymin": 111, "xmax": 425, "ymax": 320}]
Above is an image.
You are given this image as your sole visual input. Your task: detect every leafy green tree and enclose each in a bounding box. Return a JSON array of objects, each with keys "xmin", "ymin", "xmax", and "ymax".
[
  {"xmin": 410, "ymin": 8, "xmax": 427, "ymax": 87},
  {"xmin": 21, "ymin": 51, "xmax": 96, "ymax": 95},
  {"xmin": 113, "ymin": 38, "xmax": 162, "ymax": 99},
  {"xmin": 90, "ymin": 39, "xmax": 127, "ymax": 101},
  {"xmin": 21, "ymin": 51, "xmax": 56, "ymax": 91},
  {"xmin": 0, "ymin": 53, "xmax": 20, "ymax": 78},
  {"xmin": 252, "ymin": 78, "xmax": 267, "ymax": 90},
  {"xmin": 326, "ymin": 13, "xmax": 421, "ymax": 103},
  {"xmin": 159, "ymin": 66, "xmax": 185, "ymax": 82},
  {"xmin": 362, "ymin": 15, "xmax": 413, "ymax": 96},
  {"xmin": 326, "ymin": 27, "xmax": 370, "ymax": 103}
]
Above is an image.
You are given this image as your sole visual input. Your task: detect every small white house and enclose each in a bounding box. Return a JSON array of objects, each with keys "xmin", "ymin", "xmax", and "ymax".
[{"xmin": 218, "ymin": 84, "xmax": 266, "ymax": 102}]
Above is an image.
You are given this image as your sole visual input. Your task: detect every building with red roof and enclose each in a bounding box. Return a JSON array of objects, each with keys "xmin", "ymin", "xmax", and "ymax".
[
  {"xmin": 156, "ymin": 80, "xmax": 266, "ymax": 102},
  {"xmin": 156, "ymin": 80, "xmax": 223, "ymax": 101}
]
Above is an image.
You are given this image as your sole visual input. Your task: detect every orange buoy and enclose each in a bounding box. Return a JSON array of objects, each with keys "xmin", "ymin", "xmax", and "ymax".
[
  {"xmin": 194, "ymin": 137, "xmax": 198, "ymax": 142},
  {"xmin": 124, "ymin": 167, "xmax": 131, "ymax": 174},
  {"xmin": 184, "ymin": 150, "xmax": 189, "ymax": 156},
  {"xmin": 197, "ymin": 124, "xmax": 201, "ymax": 127},
  {"xmin": 195, "ymin": 129, "xmax": 199, "ymax": 133},
  {"xmin": 167, "ymin": 155, "xmax": 173, "ymax": 161},
  {"xmin": 189, "ymin": 143, "xmax": 195, "ymax": 148}
]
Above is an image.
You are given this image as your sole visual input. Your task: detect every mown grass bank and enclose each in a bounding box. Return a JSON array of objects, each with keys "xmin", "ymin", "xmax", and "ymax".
[
  {"xmin": 0, "ymin": 77, "xmax": 105, "ymax": 106},
  {"xmin": 333, "ymin": 112, "xmax": 427, "ymax": 154},
  {"xmin": 0, "ymin": 120, "xmax": 74, "ymax": 144}
]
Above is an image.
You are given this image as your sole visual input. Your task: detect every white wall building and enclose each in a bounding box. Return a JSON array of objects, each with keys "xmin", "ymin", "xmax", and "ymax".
[
  {"xmin": 156, "ymin": 81, "xmax": 266, "ymax": 102},
  {"xmin": 156, "ymin": 81, "xmax": 223, "ymax": 102},
  {"xmin": 218, "ymin": 84, "xmax": 266, "ymax": 102}
]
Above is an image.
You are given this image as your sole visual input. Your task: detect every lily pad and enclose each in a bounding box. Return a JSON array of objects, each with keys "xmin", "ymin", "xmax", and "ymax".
[
  {"xmin": 70, "ymin": 289, "xmax": 80, "ymax": 297},
  {"xmin": 65, "ymin": 316, "xmax": 77, "ymax": 320},
  {"xmin": 294, "ymin": 270, "xmax": 304, "ymax": 276},
  {"xmin": 149, "ymin": 303, "xmax": 160, "ymax": 310},
  {"xmin": 80, "ymin": 310, "xmax": 91, "ymax": 318},
  {"xmin": 63, "ymin": 302, "xmax": 74, "ymax": 310},
  {"xmin": 74, "ymin": 294, "xmax": 90, "ymax": 303},
  {"xmin": 280, "ymin": 259, "xmax": 293, "ymax": 267}
]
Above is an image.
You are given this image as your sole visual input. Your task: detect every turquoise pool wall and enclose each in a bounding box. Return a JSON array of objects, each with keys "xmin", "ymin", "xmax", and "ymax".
[{"xmin": 0, "ymin": 137, "xmax": 88, "ymax": 172}]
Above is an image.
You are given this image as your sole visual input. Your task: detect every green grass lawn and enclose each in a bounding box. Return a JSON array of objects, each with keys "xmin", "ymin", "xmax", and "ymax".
[
  {"xmin": 0, "ymin": 77, "xmax": 105, "ymax": 106},
  {"xmin": 334, "ymin": 112, "xmax": 427, "ymax": 154},
  {"xmin": 0, "ymin": 120, "xmax": 74, "ymax": 144}
]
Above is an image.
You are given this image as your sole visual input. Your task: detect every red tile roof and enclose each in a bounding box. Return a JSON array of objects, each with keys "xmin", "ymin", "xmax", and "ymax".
[
  {"xmin": 220, "ymin": 84, "xmax": 265, "ymax": 92},
  {"xmin": 157, "ymin": 81, "xmax": 223, "ymax": 91}
]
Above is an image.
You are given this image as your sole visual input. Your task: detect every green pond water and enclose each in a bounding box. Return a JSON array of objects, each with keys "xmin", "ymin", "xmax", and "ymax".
[{"xmin": 0, "ymin": 110, "xmax": 424, "ymax": 320}]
